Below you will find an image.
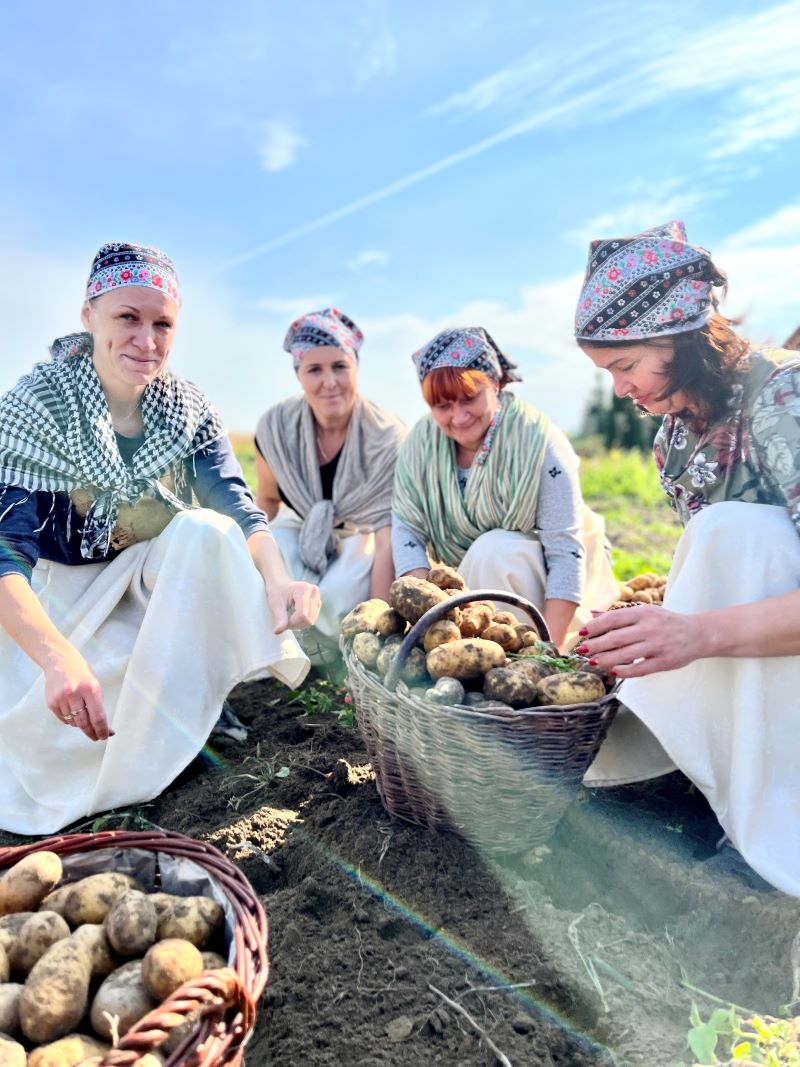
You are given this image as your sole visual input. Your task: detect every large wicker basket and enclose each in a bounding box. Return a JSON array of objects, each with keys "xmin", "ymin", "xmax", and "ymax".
[
  {"xmin": 0, "ymin": 829, "xmax": 268, "ymax": 1066},
  {"xmin": 344, "ymin": 590, "xmax": 620, "ymax": 856}
]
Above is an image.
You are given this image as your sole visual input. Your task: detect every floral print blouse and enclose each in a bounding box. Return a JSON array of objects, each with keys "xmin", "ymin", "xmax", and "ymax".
[{"xmin": 653, "ymin": 348, "xmax": 800, "ymax": 534}]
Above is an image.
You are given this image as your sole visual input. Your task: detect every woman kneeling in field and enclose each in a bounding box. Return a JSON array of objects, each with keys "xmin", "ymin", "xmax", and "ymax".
[
  {"xmin": 575, "ymin": 220, "xmax": 800, "ymax": 895},
  {"xmin": 254, "ymin": 308, "xmax": 406, "ymax": 663},
  {"xmin": 392, "ymin": 327, "xmax": 617, "ymax": 651},
  {"xmin": 0, "ymin": 242, "xmax": 320, "ymax": 835}
]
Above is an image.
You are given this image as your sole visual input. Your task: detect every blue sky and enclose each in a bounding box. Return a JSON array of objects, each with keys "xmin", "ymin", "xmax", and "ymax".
[{"xmin": 2, "ymin": 0, "xmax": 800, "ymax": 434}]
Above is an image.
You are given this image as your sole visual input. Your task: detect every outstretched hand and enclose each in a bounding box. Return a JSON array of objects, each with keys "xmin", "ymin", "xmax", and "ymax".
[
  {"xmin": 268, "ymin": 580, "xmax": 322, "ymax": 634},
  {"xmin": 575, "ymin": 605, "xmax": 703, "ymax": 678},
  {"xmin": 43, "ymin": 646, "xmax": 113, "ymax": 741}
]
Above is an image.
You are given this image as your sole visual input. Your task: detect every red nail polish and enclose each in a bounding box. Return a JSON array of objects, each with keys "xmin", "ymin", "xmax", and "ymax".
[
  {"xmin": 589, "ymin": 659, "xmax": 598, "ymax": 666},
  {"xmin": 578, "ymin": 628, "xmax": 588, "ymax": 636},
  {"xmin": 576, "ymin": 645, "xmax": 589, "ymax": 654}
]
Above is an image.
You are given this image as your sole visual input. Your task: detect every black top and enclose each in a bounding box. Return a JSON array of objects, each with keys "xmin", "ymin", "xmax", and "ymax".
[{"xmin": 254, "ymin": 438, "xmax": 341, "ymax": 514}]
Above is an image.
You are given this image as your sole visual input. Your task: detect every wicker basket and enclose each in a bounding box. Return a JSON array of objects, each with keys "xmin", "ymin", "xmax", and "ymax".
[
  {"xmin": 344, "ymin": 589, "xmax": 620, "ymax": 855},
  {"xmin": 0, "ymin": 829, "xmax": 268, "ymax": 1066}
]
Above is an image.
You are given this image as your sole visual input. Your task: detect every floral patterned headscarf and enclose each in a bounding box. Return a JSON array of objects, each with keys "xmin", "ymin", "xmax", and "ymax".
[
  {"xmin": 86, "ymin": 242, "xmax": 181, "ymax": 306},
  {"xmin": 411, "ymin": 327, "xmax": 522, "ymax": 386},
  {"xmin": 283, "ymin": 308, "xmax": 364, "ymax": 369},
  {"xmin": 574, "ymin": 220, "xmax": 726, "ymax": 342}
]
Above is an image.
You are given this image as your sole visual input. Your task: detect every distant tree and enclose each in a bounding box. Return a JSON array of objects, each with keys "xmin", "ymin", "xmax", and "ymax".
[{"xmin": 578, "ymin": 373, "xmax": 658, "ymax": 452}]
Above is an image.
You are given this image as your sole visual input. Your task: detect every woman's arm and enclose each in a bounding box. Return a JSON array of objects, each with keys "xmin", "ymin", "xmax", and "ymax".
[
  {"xmin": 391, "ymin": 512, "xmax": 430, "ymax": 578},
  {"xmin": 577, "ymin": 588, "xmax": 800, "ymax": 677},
  {"xmin": 246, "ymin": 530, "xmax": 321, "ymax": 633},
  {"xmin": 254, "ymin": 449, "xmax": 282, "ymax": 521},
  {"xmin": 0, "ymin": 574, "xmax": 110, "ymax": 740},
  {"xmin": 369, "ymin": 525, "xmax": 395, "ymax": 602}
]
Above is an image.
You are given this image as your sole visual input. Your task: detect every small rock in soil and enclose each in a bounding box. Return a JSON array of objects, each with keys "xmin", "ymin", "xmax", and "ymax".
[
  {"xmin": 512, "ymin": 1012, "xmax": 535, "ymax": 1034},
  {"xmin": 386, "ymin": 1016, "xmax": 414, "ymax": 1042}
]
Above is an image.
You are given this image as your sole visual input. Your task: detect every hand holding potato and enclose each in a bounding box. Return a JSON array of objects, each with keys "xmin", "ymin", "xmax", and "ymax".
[{"xmin": 577, "ymin": 605, "xmax": 704, "ymax": 678}]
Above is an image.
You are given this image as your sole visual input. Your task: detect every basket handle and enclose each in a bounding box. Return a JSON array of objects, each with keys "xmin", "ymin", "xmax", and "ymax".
[{"xmin": 383, "ymin": 588, "xmax": 550, "ymax": 693}]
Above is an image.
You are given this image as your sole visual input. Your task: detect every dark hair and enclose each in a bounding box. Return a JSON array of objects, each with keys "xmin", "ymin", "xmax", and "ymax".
[{"xmin": 582, "ymin": 314, "xmax": 750, "ymax": 431}]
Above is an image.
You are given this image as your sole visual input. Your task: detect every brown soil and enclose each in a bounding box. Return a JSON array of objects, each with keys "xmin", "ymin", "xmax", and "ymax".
[{"xmin": 3, "ymin": 676, "xmax": 799, "ymax": 1066}]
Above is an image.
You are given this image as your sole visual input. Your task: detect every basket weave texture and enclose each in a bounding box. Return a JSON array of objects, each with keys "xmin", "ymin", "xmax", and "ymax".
[
  {"xmin": 344, "ymin": 589, "xmax": 620, "ymax": 855},
  {"xmin": 0, "ymin": 829, "xmax": 268, "ymax": 1067}
]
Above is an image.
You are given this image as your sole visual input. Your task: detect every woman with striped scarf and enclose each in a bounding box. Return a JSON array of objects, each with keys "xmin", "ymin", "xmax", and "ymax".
[
  {"xmin": 0, "ymin": 242, "xmax": 319, "ymax": 834},
  {"xmin": 392, "ymin": 327, "xmax": 617, "ymax": 651}
]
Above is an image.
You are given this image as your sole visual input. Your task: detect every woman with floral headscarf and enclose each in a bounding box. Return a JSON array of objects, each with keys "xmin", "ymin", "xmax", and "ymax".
[
  {"xmin": 255, "ymin": 308, "xmax": 406, "ymax": 660},
  {"xmin": 574, "ymin": 220, "xmax": 800, "ymax": 895},
  {"xmin": 0, "ymin": 242, "xmax": 320, "ymax": 834},
  {"xmin": 392, "ymin": 328, "xmax": 618, "ymax": 650}
]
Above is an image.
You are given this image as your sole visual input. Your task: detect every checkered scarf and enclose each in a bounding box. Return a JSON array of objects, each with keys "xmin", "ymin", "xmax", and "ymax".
[{"xmin": 0, "ymin": 333, "xmax": 225, "ymax": 558}]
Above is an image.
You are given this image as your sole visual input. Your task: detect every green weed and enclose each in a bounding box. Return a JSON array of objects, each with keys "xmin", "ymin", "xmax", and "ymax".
[
  {"xmin": 288, "ymin": 679, "xmax": 355, "ymax": 727},
  {"xmin": 687, "ymin": 1002, "xmax": 800, "ymax": 1065},
  {"xmin": 224, "ymin": 743, "xmax": 291, "ymax": 811}
]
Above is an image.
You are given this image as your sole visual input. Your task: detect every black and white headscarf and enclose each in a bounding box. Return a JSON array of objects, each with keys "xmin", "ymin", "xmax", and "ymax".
[{"xmin": 0, "ymin": 333, "xmax": 225, "ymax": 558}]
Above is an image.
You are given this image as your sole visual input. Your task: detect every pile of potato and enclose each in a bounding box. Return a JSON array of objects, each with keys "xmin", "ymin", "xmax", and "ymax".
[
  {"xmin": 607, "ymin": 572, "xmax": 668, "ymax": 610},
  {"xmin": 341, "ymin": 567, "xmax": 613, "ymax": 711},
  {"xmin": 0, "ymin": 850, "xmax": 228, "ymax": 1066}
]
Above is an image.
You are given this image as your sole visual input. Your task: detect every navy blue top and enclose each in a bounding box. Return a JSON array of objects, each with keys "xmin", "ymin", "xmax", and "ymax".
[{"xmin": 0, "ymin": 434, "xmax": 269, "ymax": 582}]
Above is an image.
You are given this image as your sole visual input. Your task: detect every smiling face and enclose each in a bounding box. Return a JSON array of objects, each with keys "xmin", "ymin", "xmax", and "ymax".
[
  {"xmin": 579, "ymin": 338, "xmax": 691, "ymax": 416},
  {"xmin": 81, "ymin": 286, "xmax": 178, "ymax": 397},
  {"xmin": 296, "ymin": 345, "xmax": 358, "ymax": 424},
  {"xmin": 427, "ymin": 378, "xmax": 501, "ymax": 452}
]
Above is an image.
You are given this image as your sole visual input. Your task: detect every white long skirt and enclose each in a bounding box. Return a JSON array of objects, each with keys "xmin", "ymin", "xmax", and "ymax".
[
  {"xmin": 457, "ymin": 506, "xmax": 619, "ymax": 640},
  {"xmin": 584, "ymin": 502, "xmax": 800, "ymax": 897},
  {"xmin": 270, "ymin": 507, "xmax": 374, "ymax": 653},
  {"xmin": 0, "ymin": 509, "xmax": 309, "ymax": 835}
]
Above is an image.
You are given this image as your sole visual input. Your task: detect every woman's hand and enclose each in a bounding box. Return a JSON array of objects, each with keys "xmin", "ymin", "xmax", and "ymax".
[
  {"xmin": 268, "ymin": 579, "xmax": 321, "ymax": 634},
  {"xmin": 576, "ymin": 605, "xmax": 704, "ymax": 678},
  {"xmin": 43, "ymin": 646, "xmax": 112, "ymax": 741}
]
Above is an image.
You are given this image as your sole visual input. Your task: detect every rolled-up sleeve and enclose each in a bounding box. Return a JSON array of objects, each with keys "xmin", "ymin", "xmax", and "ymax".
[
  {"xmin": 0, "ymin": 488, "xmax": 41, "ymax": 581},
  {"xmin": 535, "ymin": 428, "xmax": 585, "ymax": 604},
  {"xmin": 188, "ymin": 437, "xmax": 271, "ymax": 540}
]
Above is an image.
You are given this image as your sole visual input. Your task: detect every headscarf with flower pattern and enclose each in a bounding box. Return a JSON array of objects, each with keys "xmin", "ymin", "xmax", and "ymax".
[
  {"xmin": 86, "ymin": 242, "xmax": 181, "ymax": 306},
  {"xmin": 411, "ymin": 327, "xmax": 522, "ymax": 386},
  {"xmin": 574, "ymin": 221, "xmax": 726, "ymax": 342},
  {"xmin": 283, "ymin": 308, "xmax": 364, "ymax": 368}
]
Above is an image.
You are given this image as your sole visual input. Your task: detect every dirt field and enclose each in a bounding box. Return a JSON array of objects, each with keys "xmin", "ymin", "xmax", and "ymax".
[{"xmin": 3, "ymin": 676, "xmax": 799, "ymax": 1066}]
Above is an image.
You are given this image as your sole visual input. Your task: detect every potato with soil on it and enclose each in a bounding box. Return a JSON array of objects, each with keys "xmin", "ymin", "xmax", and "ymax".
[
  {"xmin": 426, "ymin": 638, "xmax": 506, "ymax": 681},
  {"xmin": 536, "ymin": 671, "xmax": 606, "ymax": 707},
  {"xmin": 376, "ymin": 643, "xmax": 429, "ymax": 685},
  {"xmin": 425, "ymin": 564, "xmax": 466, "ymax": 591},
  {"xmin": 104, "ymin": 889, "xmax": 158, "ymax": 958},
  {"xmin": 510, "ymin": 657, "xmax": 558, "ymax": 686},
  {"xmin": 389, "ymin": 576, "xmax": 453, "ymax": 625},
  {"xmin": 0, "ymin": 982, "xmax": 23, "ymax": 1033},
  {"xmin": 201, "ymin": 951, "xmax": 227, "ymax": 970},
  {"xmin": 340, "ymin": 598, "xmax": 404, "ymax": 639},
  {"xmin": 38, "ymin": 885, "xmax": 71, "ymax": 919},
  {"xmin": 69, "ymin": 923, "xmax": 118, "ymax": 978},
  {"xmin": 422, "ymin": 619, "xmax": 461, "ymax": 653},
  {"xmin": 90, "ymin": 959, "xmax": 159, "ymax": 1040},
  {"xmin": 0, "ymin": 1034, "xmax": 25, "ymax": 1067},
  {"xmin": 19, "ymin": 937, "xmax": 92, "ymax": 1044},
  {"xmin": 480, "ymin": 622, "xmax": 521, "ymax": 652},
  {"xmin": 27, "ymin": 1032, "xmax": 110, "ymax": 1067},
  {"xmin": 351, "ymin": 631, "xmax": 383, "ymax": 669},
  {"xmin": 155, "ymin": 896, "xmax": 223, "ymax": 949},
  {"xmin": 62, "ymin": 872, "xmax": 142, "ymax": 926},
  {"xmin": 374, "ymin": 635, "xmax": 404, "ymax": 678},
  {"xmin": 0, "ymin": 852, "xmax": 62, "ymax": 917},
  {"xmin": 457, "ymin": 602, "xmax": 494, "ymax": 638},
  {"xmin": 424, "ymin": 677, "xmax": 466, "ymax": 706},
  {"xmin": 141, "ymin": 938, "xmax": 204, "ymax": 1002},
  {"xmin": 0, "ymin": 944, "xmax": 7, "ymax": 983},
  {"xmin": 483, "ymin": 667, "xmax": 540, "ymax": 709},
  {"xmin": 9, "ymin": 911, "xmax": 70, "ymax": 974}
]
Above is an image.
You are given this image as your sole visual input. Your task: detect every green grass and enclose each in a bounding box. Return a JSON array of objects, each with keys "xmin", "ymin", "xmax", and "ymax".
[{"xmin": 231, "ymin": 435, "xmax": 681, "ymax": 581}]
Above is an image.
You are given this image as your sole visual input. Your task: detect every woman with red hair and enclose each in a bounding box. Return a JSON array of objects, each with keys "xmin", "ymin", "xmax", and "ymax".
[{"xmin": 392, "ymin": 328, "xmax": 616, "ymax": 650}]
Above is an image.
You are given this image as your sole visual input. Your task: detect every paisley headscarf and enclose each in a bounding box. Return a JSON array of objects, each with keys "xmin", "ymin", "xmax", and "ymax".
[
  {"xmin": 412, "ymin": 327, "xmax": 522, "ymax": 386},
  {"xmin": 283, "ymin": 308, "xmax": 364, "ymax": 368}
]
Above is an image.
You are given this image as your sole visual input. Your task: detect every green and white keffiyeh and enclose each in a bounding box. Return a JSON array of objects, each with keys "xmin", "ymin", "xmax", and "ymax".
[
  {"xmin": 392, "ymin": 391, "xmax": 549, "ymax": 566},
  {"xmin": 0, "ymin": 333, "xmax": 225, "ymax": 558}
]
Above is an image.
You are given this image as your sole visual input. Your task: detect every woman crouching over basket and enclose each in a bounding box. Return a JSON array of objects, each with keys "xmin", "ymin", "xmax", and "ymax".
[
  {"xmin": 0, "ymin": 242, "xmax": 320, "ymax": 835},
  {"xmin": 574, "ymin": 220, "xmax": 800, "ymax": 896},
  {"xmin": 391, "ymin": 328, "xmax": 618, "ymax": 651}
]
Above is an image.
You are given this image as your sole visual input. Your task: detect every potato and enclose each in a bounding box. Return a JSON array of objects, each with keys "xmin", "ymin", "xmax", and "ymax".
[
  {"xmin": 0, "ymin": 982, "xmax": 23, "ymax": 1033},
  {"xmin": 38, "ymin": 886, "xmax": 71, "ymax": 919},
  {"xmin": 62, "ymin": 872, "xmax": 142, "ymax": 926},
  {"xmin": 630, "ymin": 590, "xmax": 654, "ymax": 604},
  {"xmin": 627, "ymin": 574, "xmax": 656, "ymax": 591},
  {"xmin": 27, "ymin": 1033, "xmax": 110, "ymax": 1067},
  {"xmin": 0, "ymin": 914, "xmax": 34, "ymax": 956},
  {"xmin": 483, "ymin": 667, "xmax": 539, "ymax": 709},
  {"xmin": 0, "ymin": 945, "xmax": 7, "ymax": 984},
  {"xmin": 424, "ymin": 677, "xmax": 466, "ymax": 706},
  {"xmin": 493, "ymin": 611, "xmax": 519, "ymax": 627},
  {"xmin": 374, "ymin": 635, "xmax": 404, "ymax": 678},
  {"xmin": 422, "ymin": 619, "xmax": 462, "ymax": 653},
  {"xmin": 156, "ymin": 896, "xmax": 223, "ymax": 949},
  {"xmin": 104, "ymin": 890, "xmax": 157, "ymax": 958},
  {"xmin": 201, "ymin": 951, "xmax": 228, "ymax": 970},
  {"xmin": 536, "ymin": 671, "xmax": 606, "ymax": 707},
  {"xmin": 389, "ymin": 577, "xmax": 452, "ymax": 624},
  {"xmin": 340, "ymin": 599, "xmax": 403, "ymax": 639},
  {"xmin": 425, "ymin": 565, "xmax": 466, "ymax": 591},
  {"xmin": 516, "ymin": 639, "xmax": 559, "ymax": 657},
  {"xmin": 0, "ymin": 852, "xmax": 62, "ymax": 916},
  {"xmin": 19, "ymin": 937, "xmax": 92, "ymax": 1043},
  {"xmin": 0, "ymin": 1034, "xmax": 25, "ymax": 1067},
  {"xmin": 617, "ymin": 584, "xmax": 633, "ymax": 602},
  {"xmin": 9, "ymin": 911, "xmax": 70, "ymax": 974},
  {"xmin": 351, "ymin": 631, "xmax": 382, "ymax": 669},
  {"xmin": 69, "ymin": 923, "xmax": 118, "ymax": 978},
  {"xmin": 90, "ymin": 959, "xmax": 158, "ymax": 1039},
  {"xmin": 512, "ymin": 657, "xmax": 560, "ymax": 685},
  {"xmin": 142, "ymin": 938, "xmax": 204, "ymax": 1001},
  {"xmin": 398, "ymin": 647, "xmax": 429, "ymax": 685},
  {"xmin": 480, "ymin": 622, "xmax": 520, "ymax": 652},
  {"xmin": 426, "ymin": 638, "xmax": 506, "ymax": 681},
  {"xmin": 457, "ymin": 602, "xmax": 494, "ymax": 638}
]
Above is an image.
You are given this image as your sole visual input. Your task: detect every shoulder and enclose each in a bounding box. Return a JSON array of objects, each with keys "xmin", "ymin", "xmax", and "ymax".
[
  {"xmin": 255, "ymin": 394, "xmax": 306, "ymax": 437},
  {"xmin": 357, "ymin": 395, "xmax": 407, "ymax": 442},
  {"xmin": 747, "ymin": 349, "xmax": 800, "ymax": 413},
  {"xmin": 0, "ymin": 358, "xmax": 72, "ymax": 424}
]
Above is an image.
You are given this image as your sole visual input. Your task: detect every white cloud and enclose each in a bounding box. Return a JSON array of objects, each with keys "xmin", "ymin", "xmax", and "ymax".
[
  {"xmin": 351, "ymin": 0, "xmax": 397, "ymax": 89},
  {"xmin": 347, "ymin": 250, "xmax": 388, "ymax": 271},
  {"xmin": 258, "ymin": 119, "xmax": 307, "ymax": 173},
  {"xmin": 565, "ymin": 181, "xmax": 714, "ymax": 248},
  {"xmin": 255, "ymin": 296, "xmax": 337, "ymax": 318},
  {"xmin": 720, "ymin": 203, "xmax": 800, "ymax": 250}
]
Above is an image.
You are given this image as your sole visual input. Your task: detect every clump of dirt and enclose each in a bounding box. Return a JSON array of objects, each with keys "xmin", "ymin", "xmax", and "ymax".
[{"xmin": 2, "ymin": 675, "xmax": 798, "ymax": 1066}]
